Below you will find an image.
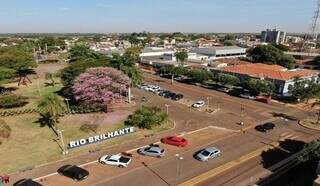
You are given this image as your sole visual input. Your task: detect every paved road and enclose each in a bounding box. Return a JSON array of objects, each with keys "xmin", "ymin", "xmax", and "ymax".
[{"xmin": 12, "ymin": 72, "xmax": 318, "ymax": 186}]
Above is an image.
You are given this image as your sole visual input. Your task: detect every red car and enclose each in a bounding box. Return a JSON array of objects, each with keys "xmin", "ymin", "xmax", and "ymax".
[{"xmin": 161, "ymin": 136, "xmax": 188, "ymax": 147}]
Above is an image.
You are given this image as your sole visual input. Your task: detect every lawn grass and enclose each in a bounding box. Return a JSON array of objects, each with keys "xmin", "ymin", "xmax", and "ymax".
[{"xmin": 0, "ymin": 113, "xmax": 173, "ymax": 173}]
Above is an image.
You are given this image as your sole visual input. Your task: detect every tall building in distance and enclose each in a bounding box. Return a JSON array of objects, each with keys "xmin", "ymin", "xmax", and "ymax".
[{"xmin": 261, "ymin": 29, "xmax": 286, "ymax": 44}]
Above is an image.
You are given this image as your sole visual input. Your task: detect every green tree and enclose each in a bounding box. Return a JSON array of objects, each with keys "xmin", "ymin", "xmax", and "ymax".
[
  {"xmin": 245, "ymin": 79, "xmax": 275, "ymax": 96},
  {"xmin": 272, "ymin": 43, "xmax": 289, "ymax": 51},
  {"xmin": 175, "ymin": 50, "xmax": 188, "ymax": 66},
  {"xmin": 298, "ymin": 140, "xmax": 320, "ymax": 163},
  {"xmin": 0, "ymin": 46, "xmax": 37, "ymax": 85},
  {"xmin": 224, "ymin": 40, "xmax": 235, "ymax": 46},
  {"xmin": 124, "ymin": 106, "xmax": 168, "ymax": 129},
  {"xmin": 248, "ymin": 45, "xmax": 295, "ymax": 69},
  {"xmin": 37, "ymin": 93, "xmax": 66, "ymax": 135},
  {"xmin": 69, "ymin": 44, "xmax": 101, "ymax": 62},
  {"xmin": 218, "ymin": 74, "xmax": 240, "ymax": 87},
  {"xmin": 224, "ymin": 34, "xmax": 235, "ymax": 41},
  {"xmin": 188, "ymin": 69, "xmax": 212, "ymax": 83},
  {"xmin": 288, "ymin": 78, "xmax": 320, "ymax": 103}
]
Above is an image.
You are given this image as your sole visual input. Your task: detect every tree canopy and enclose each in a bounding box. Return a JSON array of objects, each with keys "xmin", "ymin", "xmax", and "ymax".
[
  {"xmin": 124, "ymin": 106, "xmax": 168, "ymax": 129},
  {"xmin": 72, "ymin": 67, "xmax": 130, "ymax": 106},
  {"xmin": 288, "ymin": 78, "xmax": 320, "ymax": 102},
  {"xmin": 218, "ymin": 74, "xmax": 240, "ymax": 86},
  {"xmin": 0, "ymin": 46, "xmax": 37, "ymax": 71},
  {"xmin": 244, "ymin": 79, "xmax": 275, "ymax": 95},
  {"xmin": 175, "ymin": 50, "xmax": 188, "ymax": 66},
  {"xmin": 248, "ymin": 45, "xmax": 295, "ymax": 69},
  {"xmin": 69, "ymin": 44, "xmax": 102, "ymax": 62}
]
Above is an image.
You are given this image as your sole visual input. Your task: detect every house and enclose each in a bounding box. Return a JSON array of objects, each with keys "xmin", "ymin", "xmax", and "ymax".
[{"xmin": 211, "ymin": 63, "xmax": 319, "ymax": 96}]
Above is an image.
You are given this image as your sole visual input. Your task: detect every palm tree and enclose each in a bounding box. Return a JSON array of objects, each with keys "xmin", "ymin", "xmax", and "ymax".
[{"xmin": 37, "ymin": 93, "xmax": 66, "ymax": 135}]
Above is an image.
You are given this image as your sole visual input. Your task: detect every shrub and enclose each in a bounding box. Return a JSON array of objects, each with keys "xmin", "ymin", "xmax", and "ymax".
[
  {"xmin": 80, "ymin": 124, "xmax": 98, "ymax": 133},
  {"xmin": 125, "ymin": 106, "xmax": 168, "ymax": 129},
  {"xmin": 0, "ymin": 94, "xmax": 28, "ymax": 108},
  {"xmin": 0, "ymin": 120, "xmax": 11, "ymax": 138}
]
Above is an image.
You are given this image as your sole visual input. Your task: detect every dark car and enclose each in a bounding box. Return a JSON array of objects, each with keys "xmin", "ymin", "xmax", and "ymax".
[
  {"xmin": 159, "ymin": 90, "xmax": 170, "ymax": 97},
  {"xmin": 13, "ymin": 179, "xmax": 42, "ymax": 186},
  {"xmin": 255, "ymin": 122, "xmax": 275, "ymax": 132},
  {"xmin": 57, "ymin": 165, "xmax": 89, "ymax": 181},
  {"xmin": 171, "ymin": 94, "xmax": 183, "ymax": 101}
]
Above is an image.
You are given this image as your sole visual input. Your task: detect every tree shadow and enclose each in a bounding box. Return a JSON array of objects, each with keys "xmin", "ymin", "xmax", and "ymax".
[
  {"xmin": 260, "ymin": 139, "xmax": 306, "ymax": 169},
  {"xmin": 0, "ymin": 86, "xmax": 18, "ymax": 93},
  {"xmin": 34, "ymin": 113, "xmax": 59, "ymax": 137}
]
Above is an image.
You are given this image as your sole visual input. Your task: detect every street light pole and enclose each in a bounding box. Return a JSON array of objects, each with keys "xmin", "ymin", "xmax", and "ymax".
[
  {"xmin": 65, "ymin": 98, "xmax": 71, "ymax": 114},
  {"xmin": 165, "ymin": 104, "xmax": 170, "ymax": 115},
  {"xmin": 175, "ymin": 154, "xmax": 184, "ymax": 186},
  {"xmin": 207, "ymin": 97, "xmax": 211, "ymax": 108},
  {"xmin": 128, "ymin": 87, "xmax": 131, "ymax": 104},
  {"xmin": 58, "ymin": 130, "xmax": 68, "ymax": 155}
]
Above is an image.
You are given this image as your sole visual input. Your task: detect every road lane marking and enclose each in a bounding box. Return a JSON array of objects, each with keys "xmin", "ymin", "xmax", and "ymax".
[
  {"xmin": 179, "ymin": 142, "xmax": 279, "ymax": 186},
  {"xmin": 33, "ymin": 125, "xmax": 231, "ymax": 182}
]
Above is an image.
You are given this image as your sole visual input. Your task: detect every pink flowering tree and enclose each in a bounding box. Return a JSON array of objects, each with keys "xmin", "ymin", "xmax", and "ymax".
[{"xmin": 72, "ymin": 67, "xmax": 131, "ymax": 107}]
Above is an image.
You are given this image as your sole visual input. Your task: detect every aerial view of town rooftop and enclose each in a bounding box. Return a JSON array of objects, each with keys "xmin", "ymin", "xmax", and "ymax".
[{"xmin": 0, "ymin": 0, "xmax": 320, "ymax": 186}]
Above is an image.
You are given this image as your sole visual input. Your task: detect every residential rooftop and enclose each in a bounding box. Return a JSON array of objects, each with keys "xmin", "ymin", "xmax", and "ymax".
[{"xmin": 222, "ymin": 63, "xmax": 319, "ymax": 81}]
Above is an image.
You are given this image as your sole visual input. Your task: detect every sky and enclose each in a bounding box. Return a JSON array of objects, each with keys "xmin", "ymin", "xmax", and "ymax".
[{"xmin": 0, "ymin": 0, "xmax": 316, "ymax": 33}]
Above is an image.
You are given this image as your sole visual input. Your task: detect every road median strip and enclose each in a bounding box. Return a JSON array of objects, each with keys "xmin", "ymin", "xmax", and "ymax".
[{"xmin": 179, "ymin": 141, "xmax": 279, "ymax": 186}]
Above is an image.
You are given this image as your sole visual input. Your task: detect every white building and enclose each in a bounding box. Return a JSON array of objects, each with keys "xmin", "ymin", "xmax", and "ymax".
[
  {"xmin": 190, "ymin": 46, "xmax": 246, "ymax": 60},
  {"xmin": 140, "ymin": 47, "xmax": 174, "ymax": 57}
]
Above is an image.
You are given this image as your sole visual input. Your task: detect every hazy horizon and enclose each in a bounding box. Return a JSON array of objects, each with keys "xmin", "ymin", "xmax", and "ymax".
[{"xmin": 0, "ymin": 0, "xmax": 316, "ymax": 33}]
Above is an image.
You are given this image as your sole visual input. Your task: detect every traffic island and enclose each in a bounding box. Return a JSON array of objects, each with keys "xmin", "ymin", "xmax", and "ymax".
[{"xmin": 298, "ymin": 119, "xmax": 320, "ymax": 131}]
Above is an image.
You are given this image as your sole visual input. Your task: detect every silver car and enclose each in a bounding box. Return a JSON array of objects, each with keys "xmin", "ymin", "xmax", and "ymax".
[
  {"xmin": 138, "ymin": 145, "xmax": 165, "ymax": 158},
  {"xmin": 195, "ymin": 147, "xmax": 221, "ymax": 161}
]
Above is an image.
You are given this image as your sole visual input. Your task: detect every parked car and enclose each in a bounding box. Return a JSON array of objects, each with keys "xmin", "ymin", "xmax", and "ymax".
[
  {"xmin": 138, "ymin": 145, "xmax": 165, "ymax": 158},
  {"xmin": 57, "ymin": 165, "xmax": 89, "ymax": 181},
  {"xmin": 141, "ymin": 96, "xmax": 148, "ymax": 102},
  {"xmin": 99, "ymin": 154, "xmax": 132, "ymax": 168},
  {"xmin": 255, "ymin": 96, "xmax": 271, "ymax": 104},
  {"xmin": 217, "ymin": 87, "xmax": 231, "ymax": 93},
  {"xmin": 161, "ymin": 136, "xmax": 188, "ymax": 147},
  {"xmin": 13, "ymin": 179, "xmax": 42, "ymax": 186},
  {"xmin": 239, "ymin": 93, "xmax": 256, "ymax": 100},
  {"xmin": 195, "ymin": 147, "xmax": 221, "ymax": 161},
  {"xmin": 192, "ymin": 101, "xmax": 205, "ymax": 108},
  {"xmin": 171, "ymin": 94, "xmax": 183, "ymax": 101},
  {"xmin": 254, "ymin": 122, "xmax": 276, "ymax": 132}
]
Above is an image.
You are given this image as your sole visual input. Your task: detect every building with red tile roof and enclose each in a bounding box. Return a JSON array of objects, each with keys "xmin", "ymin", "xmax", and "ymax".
[{"xmin": 211, "ymin": 63, "xmax": 319, "ymax": 96}]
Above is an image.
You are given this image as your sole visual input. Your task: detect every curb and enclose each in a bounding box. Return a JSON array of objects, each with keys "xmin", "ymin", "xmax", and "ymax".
[
  {"xmin": 179, "ymin": 142, "xmax": 279, "ymax": 186},
  {"xmin": 298, "ymin": 120, "xmax": 320, "ymax": 131}
]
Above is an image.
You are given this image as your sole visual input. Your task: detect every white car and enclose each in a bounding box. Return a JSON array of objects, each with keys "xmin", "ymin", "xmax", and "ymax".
[
  {"xmin": 99, "ymin": 154, "xmax": 132, "ymax": 168},
  {"xmin": 239, "ymin": 93, "xmax": 256, "ymax": 100},
  {"xmin": 192, "ymin": 101, "xmax": 205, "ymax": 108}
]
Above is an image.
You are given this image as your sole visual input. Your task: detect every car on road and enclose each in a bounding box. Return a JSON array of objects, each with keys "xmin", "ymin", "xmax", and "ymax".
[
  {"xmin": 192, "ymin": 101, "xmax": 205, "ymax": 108},
  {"xmin": 13, "ymin": 179, "xmax": 42, "ymax": 186},
  {"xmin": 239, "ymin": 93, "xmax": 256, "ymax": 100},
  {"xmin": 195, "ymin": 147, "xmax": 221, "ymax": 161},
  {"xmin": 254, "ymin": 122, "xmax": 276, "ymax": 132},
  {"xmin": 99, "ymin": 154, "xmax": 132, "ymax": 168},
  {"xmin": 161, "ymin": 136, "xmax": 188, "ymax": 147},
  {"xmin": 57, "ymin": 165, "xmax": 89, "ymax": 181},
  {"xmin": 138, "ymin": 145, "xmax": 165, "ymax": 158},
  {"xmin": 171, "ymin": 93, "xmax": 183, "ymax": 101}
]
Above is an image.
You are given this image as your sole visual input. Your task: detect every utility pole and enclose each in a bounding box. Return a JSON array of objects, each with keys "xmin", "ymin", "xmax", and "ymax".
[
  {"xmin": 175, "ymin": 154, "xmax": 184, "ymax": 186},
  {"xmin": 58, "ymin": 130, "xmax": 68, "ymax": 155}
]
